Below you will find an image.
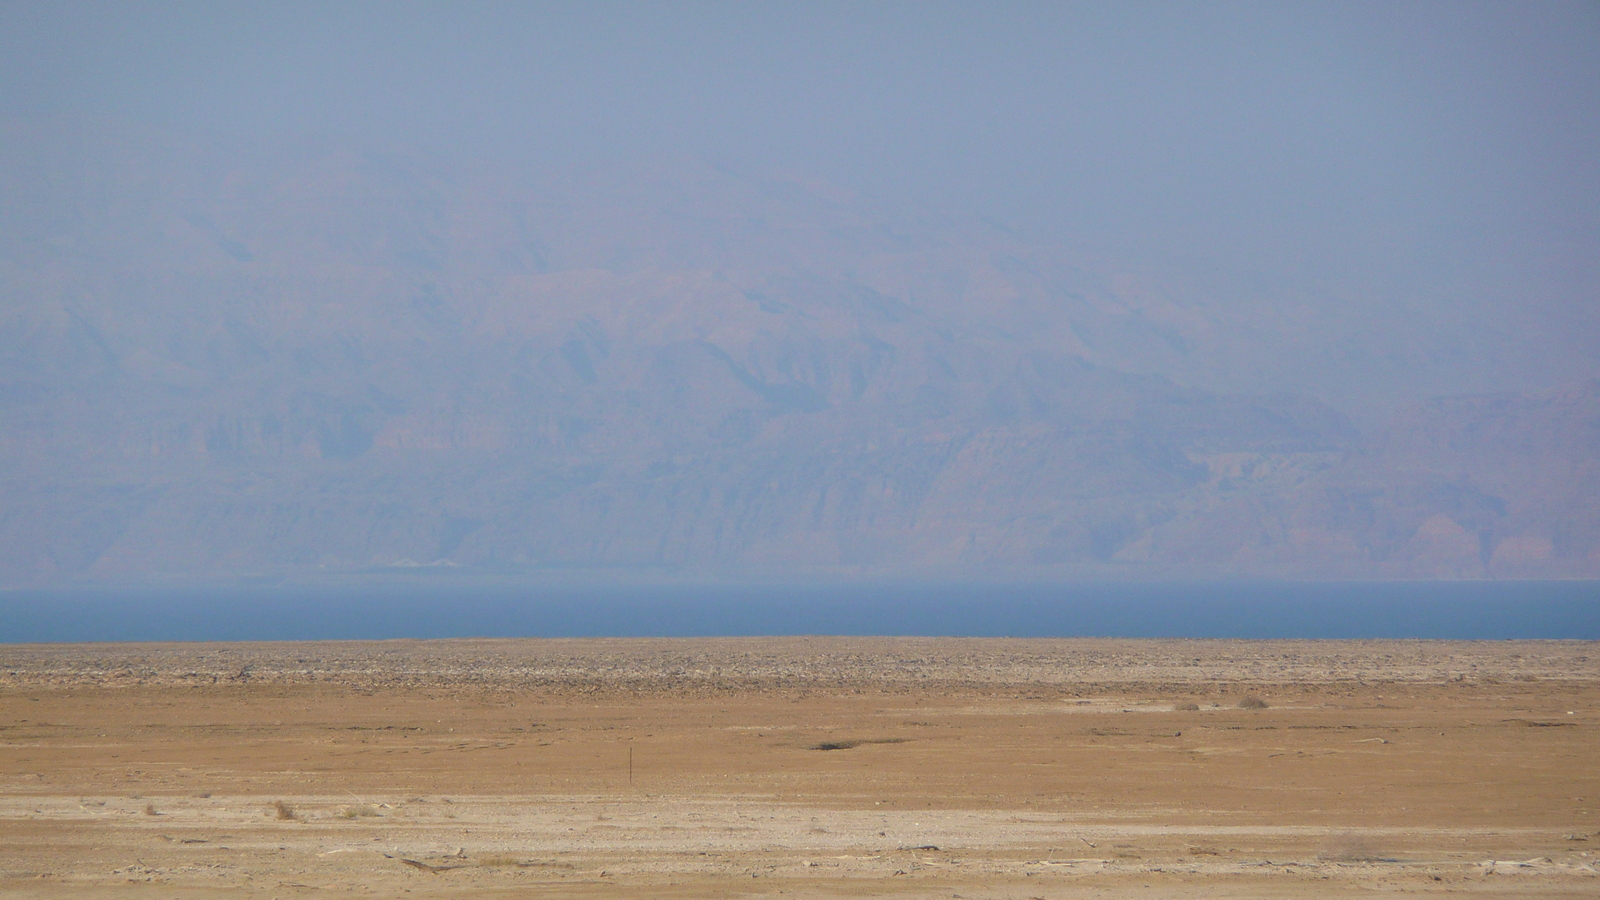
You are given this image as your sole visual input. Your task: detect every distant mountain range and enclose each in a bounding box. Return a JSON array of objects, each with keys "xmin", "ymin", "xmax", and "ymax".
[{"xmin": 2, "ymin": 118, "xmax": 1595, "ymax": 585}]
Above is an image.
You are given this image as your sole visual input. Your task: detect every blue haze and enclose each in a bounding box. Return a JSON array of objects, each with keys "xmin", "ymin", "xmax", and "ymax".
[
  {"xmin": 2, "ymin": 1, "xmax": 1596, "ymax": 369},
  {"xmin": 2, "ymin": 3, "xmax": 1598, "ymax": 599}
]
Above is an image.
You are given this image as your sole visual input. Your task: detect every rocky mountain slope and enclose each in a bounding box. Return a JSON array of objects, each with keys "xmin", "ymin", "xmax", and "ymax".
[{"xmin": 1, "ymin": 120, "xmax": 1594, "ymax": 584}]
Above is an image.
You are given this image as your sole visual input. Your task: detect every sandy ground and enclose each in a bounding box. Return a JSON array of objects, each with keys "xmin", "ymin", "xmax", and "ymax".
[{"xmin": 1, "ymin": 637, "xmax": 1597, "ymax": 898}]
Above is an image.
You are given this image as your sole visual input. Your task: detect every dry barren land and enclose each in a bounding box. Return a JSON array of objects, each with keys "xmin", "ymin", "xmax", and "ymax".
[{"xmin": 1, "ymin": 638, "xmax": 1597, "ymax": 898}]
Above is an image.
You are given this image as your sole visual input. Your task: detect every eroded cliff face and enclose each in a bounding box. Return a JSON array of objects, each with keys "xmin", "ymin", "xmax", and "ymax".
[{"xmin": 1, "ymin": 122, "xmax": 1595, "ymax": 584}]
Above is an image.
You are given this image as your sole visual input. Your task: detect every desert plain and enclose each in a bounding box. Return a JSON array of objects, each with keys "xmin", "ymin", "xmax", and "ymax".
[{"xmin": 0, "ymin": 637, "xmax": 1596, "ymax": 898}]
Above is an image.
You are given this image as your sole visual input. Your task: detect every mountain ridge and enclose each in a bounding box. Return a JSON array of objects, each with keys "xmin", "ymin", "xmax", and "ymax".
[{"xmin": 1, "ymin": 120, "xmax": 1595, "ymax": 585}]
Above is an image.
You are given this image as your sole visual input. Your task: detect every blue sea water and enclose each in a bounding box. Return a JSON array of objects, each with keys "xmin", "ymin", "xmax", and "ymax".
[{"xmin": 1, "ymin": 580, "xmax": 1597, "ymax": 643}]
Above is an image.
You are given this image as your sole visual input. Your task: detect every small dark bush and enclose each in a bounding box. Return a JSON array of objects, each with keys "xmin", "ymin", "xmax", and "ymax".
[{"xmin": 809, "ymin": 738, "xmax": 909, "ymax": 751}]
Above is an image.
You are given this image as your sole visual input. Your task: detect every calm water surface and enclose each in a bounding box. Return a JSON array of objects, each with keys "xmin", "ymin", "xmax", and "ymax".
[{"xmin": 1, "ymin": 580, "xmax": 1597, "ymax": 643}]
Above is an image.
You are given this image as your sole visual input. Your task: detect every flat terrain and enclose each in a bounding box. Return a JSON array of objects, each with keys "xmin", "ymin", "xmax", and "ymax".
[{"xmin": 1, "ymin": 638, "xmax": 1597, "ymax": 898}]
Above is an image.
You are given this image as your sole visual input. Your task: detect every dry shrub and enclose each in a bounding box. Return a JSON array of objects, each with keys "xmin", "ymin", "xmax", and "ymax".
[
  {"xmin": 1238, "ymin": 696, "xmax": 1269, "ymax": 709},
  {"xmin": 341, "ymin": 804, "xmax": 381, "ymax": 818},
  {"xmin": 478, "ymin": 855, "xmax": 520, "ymax": 867},
  {"xmin": 809, "ymin": 738, "xmax": 910, "ymax": 751},
  {"xmin": 1173, "ymin": 702, "xmax": 1200, "ymax": 711},
  {"xmin": 273, "ymin": 800, "xmax": 298, "ymax": 821},
  {"xmin": 1317, "ymin": 835, "xmax": 1385, "ymax": 862}
]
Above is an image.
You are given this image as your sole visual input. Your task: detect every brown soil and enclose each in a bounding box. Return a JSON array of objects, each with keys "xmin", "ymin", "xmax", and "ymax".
[{"xmin": 1, "ymin": 638, "xmax": 1597, "ymax": 897}]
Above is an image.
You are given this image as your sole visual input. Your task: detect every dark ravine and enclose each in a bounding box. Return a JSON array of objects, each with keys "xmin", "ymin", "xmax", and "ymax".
[{"xmin": 1, "ymin": 120, "xmax": 1596, "ymax": 585}]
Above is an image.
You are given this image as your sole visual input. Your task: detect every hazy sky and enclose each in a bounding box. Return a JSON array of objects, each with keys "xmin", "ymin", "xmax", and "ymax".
[
  {"xmin": 2, "ymin": 1, "xmax": 1597, "ymax": 346},
  {"xmin": 3, "ymin": 2, "xmax": 1599, "ymax": 589}
]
